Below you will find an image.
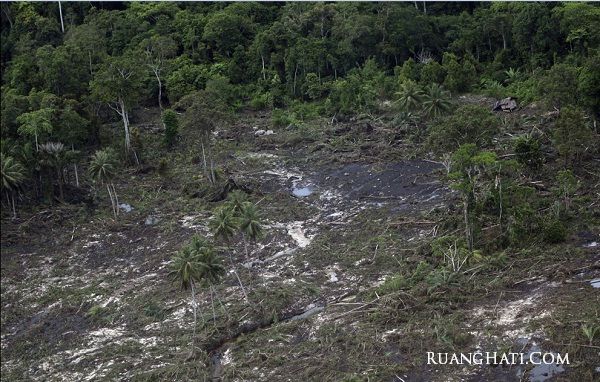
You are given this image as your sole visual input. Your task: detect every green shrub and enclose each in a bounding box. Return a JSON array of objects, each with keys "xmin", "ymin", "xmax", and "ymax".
[
  {"xmin": 543, "ymin": 219, "xmax": 567, "ymax": 243},
  {"xmin": 420, "ymin": 61, "xmax": 446, "ymax": 86},
  {"xmin": 428, "ymin": 105, "xmax": 500, "ymax": 152},
  {"xmin": 514, "ymin": 135, "xmax": 543, "ymax": 169},
  {"xmin": 377, "ymin": 274, "xmax": 410, "ymax": 295},
  {"xmin": 271, "ymin": 109, "xmax": 298, "ymax": 128},
  {"xmin": 162, "ymin": 109, "xmax": 179, "ymax": 147},
  {"xmin": 249, "ymin": 91, "xmax": 273, "ymax": 110}
]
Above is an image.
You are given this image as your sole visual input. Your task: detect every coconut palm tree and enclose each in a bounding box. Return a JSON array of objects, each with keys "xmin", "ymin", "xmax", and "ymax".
[
  {"xmin": 238, "ymin": 201, "xmax": 263, "ymax": 264},
  {"xmin": 194, "ymin": 240, "xmax": 226, "ymax": 325},
  {"xmin": 1, "ymin": 153, "xmax": 25, "ymax": 219},
  {"xmin": 395, "ymin": 80, "xmax": 424, "ymax": 112},
  {"xmin": 170, "ymin": 236, "xmax": 225, "ymax": 347},
  {"xmin": 209, "ymin": 206, "xmax": 249, "ymax": 302},
  {"xmin": 170, "ymin": 244, "xmax": 203, "ymax": 351},
  {"xmin": 225, "ymin": 189, "xmax": 248, "ymax": 214},
  {"xmin": 39, "ymin": 142, "xmax": 67, "ymax": 201},
  {"xmin": 422, "ymin": 83, "xmax": 452, "ymax": 118},
  {"xmin": 89, "ymin": 148, "xmax": 119, "ymax": 217}
]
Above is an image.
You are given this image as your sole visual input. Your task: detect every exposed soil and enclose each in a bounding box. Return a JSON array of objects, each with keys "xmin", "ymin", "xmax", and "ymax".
[{"xmin": 2, "ymin": 103, "xmax": 599, "ymax": 381}]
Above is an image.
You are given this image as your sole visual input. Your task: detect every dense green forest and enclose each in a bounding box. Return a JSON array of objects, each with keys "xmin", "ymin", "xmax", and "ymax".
[{"xmin": 1, "ymin": 2, "xmax": 599, "ymax": 381}]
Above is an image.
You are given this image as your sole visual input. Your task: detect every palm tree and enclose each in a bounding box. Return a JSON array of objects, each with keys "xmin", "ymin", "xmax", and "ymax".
[
  {"xmin": 395, "ymin": 80, "xmax": 424, "ymax": 112},
  {"xmin": 170, "ymin": 236, "xmax": 225, "ymax": 348},
  {"xmin": 238, "ymin": 201, "xmax": 263, "ymax": 259},
  {"xmin": 39, "ymin": 142, "xmax": 67, "ymax": 201},
  {"xmin": 194, "ymin": 240, "xmax": 226, "ymax": 325},
  {"xmin": 89, "ymin": 148, "xmax": 119, "ymax": 217},
  {"xmin": 170, "ymin": 244, "xmax": 203, "ymax": 351},
  {"xmin": 209, "ymin": 206, "xmax": 249, "ymax": 302},
  {"xmin": 422, "ymin": 83, "xmax": 452, "ymax": 118},
  {"xmin": 1, "ymin": 153, "xmax": 25, "ymax": 219},
  {"xmin": 225, "ymin": 189, "xmax": 248, "ymax": 214}
]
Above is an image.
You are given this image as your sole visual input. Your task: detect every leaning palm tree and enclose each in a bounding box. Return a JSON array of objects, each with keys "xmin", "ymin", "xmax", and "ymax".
[
  {"xmin": 88, "ymin": 148, "xmax": 119, "ymax": 217},
  {"xmin": 1, "ymin": 153, "xmax": 25, "ymax": 219},
  {"xmin": 422, "ymin": 83, "xmax": 452, "ymax": 118},
  {"xmin": 169, "ymin": 244, "xmax": 203, "ymax": 352},
  {"xmin": 209, "ymin": 206, "xmax": 249, "ymax": 302},
  {"xmin": 395, "ymin": 80, "xmax": 424, "ymax": 112},
  {"xmin": 195, "ymin": 241, "xmax": 226, "ymax": 325},
  {"xmin": 238, "ymin": 201, "xmax": 263, "ymax": 257}
]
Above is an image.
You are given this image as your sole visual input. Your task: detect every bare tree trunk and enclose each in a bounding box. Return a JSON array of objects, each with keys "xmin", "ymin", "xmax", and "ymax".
[
  {"xmin": 57, "ymin": 168, "xmax": 64, "ymax": 201},
  {"xmin": 201, "ymin": 140, "xmax": 209, "ymax": 181},
  {"xmin": 106, "ymin": 183, "xmax": 117, "ymax": 217},
  {"xmin": 11, "ymin": 193, "xmax": 16, "ymax": 220},
  {"xmin": 190, "ymin": 281, "xmax": 198, "ymax": 352},
  {"xmin": 58, "ymin": 1, "xmax": 64, "ymax": 33},
  {"xmin": 293, "ymin": 64, "xmax": 298, "ymax": 96},
  {"xmin": 228, "ymin": 251, "xmax": 249, "ymax": 302},
  {"xmin": 211, "ymin": 284, "xmax": 229, "ymax": 319},
  {"xmin": 153, "ymin": 69, "xmax": 163, "ymax": 110},
  {"xmin": 210, "ymin": 284, "xmax": 217, "ymax": 328},
  {"xmin": 463, "ymin": 198, "xmax": 473, "ymax": 251},
  {"xmin": 261, "ymin": 54, "xmax": 266, "ymax": 81},
  {"xmin": 111, "ymin": 183, "xmax": 119, "ymax": 213},
  {"xmin": 117, "ymin": 99, "xmax": 131, "ymax": 152},
  {"xmin": 72, "ymin": 145, "xmax": 79, "ymax": 187}
]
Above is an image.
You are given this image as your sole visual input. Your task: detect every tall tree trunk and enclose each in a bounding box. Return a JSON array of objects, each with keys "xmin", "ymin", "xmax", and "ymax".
[
  {"xmin": 154, "ymin": 69, "xmax": 163, "ymax": 110},
  {"xmin": 118, "ymin": 99, "xmax": 131, "ymax": 152},
  {"xmin": 88, "ymin": 51, "xmax": 93, "ymax": 75},
  {"xmin": 463, "ymin": 198, "xmax": 472, "ymax": 251},
  {"xmin": 58, "ymin": 1, "xmax": 64, "ymax": 33},
  {"xmin": 228, "ymin": 251, "xmax": 249, "ymax": 302},
  {"xmin": 106, "ymin": 183, "xmax": 116, "ymax": 217},
  {"xmin": 190, "ymin": 281, "xmax": 198, "ymax": 352},
  {"xmin": 261, "ymin": 54, "xmax": 266, "ymax": 81},
  {"xmin": 72, "ymin": 145, "xmax": 79, "ymax": 187},
  {"xmin": 210, "ymin": 284, "xmax": 217, "ymax": 328},
  {"xmin": 201, "ymin": 140, "xmax": 209, "ymax": 181},
  {"xmin": 57, "ymin": 168, "xmax": 64, "ymax": 202},
  {"xmin": 111, "ymin": 183, "xmax": 119, "ymax": 214}
]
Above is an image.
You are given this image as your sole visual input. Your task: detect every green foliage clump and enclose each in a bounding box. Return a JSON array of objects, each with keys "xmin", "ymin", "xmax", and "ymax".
[
  {"xmin": 428, "ymin": 105, "xmax": 500, "ymax": 152},
  {"xmin": 442, "ymin": 53, "xmax": 475, "ymax": 93},
  {"xmin": 539, "ymin": 63, "xmax": 579, "ymax": 109},
  {"xmin": 514, "ymin": 135, "xmax": 543, "ymax": 169},
  {"xmin": 543, "ymin": 219, "xmax": 567, "ymax": 244},
  {"xmin": 552, "ymin": 106, "xmax": 593, "ymax": 165},
  {"xmin": 326, "ymin": 59, "xmax": 385, "ymax": 115},
  {"xmin": 249, "ymin": 91, "xmax": 273, "ymax": 110},
  {"xmin": 396, "ymin": 58, "xmax": 420, "ymax": 83},
  {"xmin": 162, "ymin": 109, "xmax": 179, "ymax": 147},
  {"xmin": 420, "ymin": 61, "xmax": 446, "ymax": 86}
]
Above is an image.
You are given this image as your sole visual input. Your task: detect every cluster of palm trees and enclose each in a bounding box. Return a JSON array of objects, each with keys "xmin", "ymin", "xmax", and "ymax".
[
  {"xmin": 395, "ymin": 81, "xmax": 453, "ymax": 118},
  {"xmin": 1, "ymin": 153, "xmax": 25, "ymax": 219},
  {"xmin": 1, "ymin": 145, "xmax": 120, "ymax": 219},
  {"xmin": 170, "ymin": 190, "xmax": 263, "ymax": 352},
  {"xmin": 169, "ymin": 235, "xmax": 225, "ymax": 349}
]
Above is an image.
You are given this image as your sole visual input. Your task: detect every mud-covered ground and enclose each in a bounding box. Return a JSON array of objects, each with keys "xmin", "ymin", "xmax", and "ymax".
[{"xmin": 1, "ymin": 104, "xmax": 599, "ymax": 381}]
